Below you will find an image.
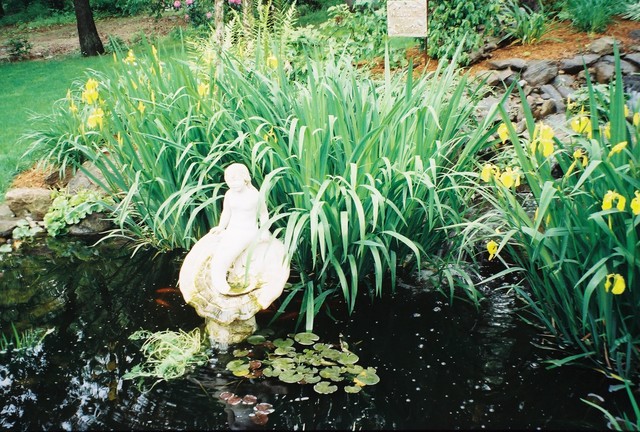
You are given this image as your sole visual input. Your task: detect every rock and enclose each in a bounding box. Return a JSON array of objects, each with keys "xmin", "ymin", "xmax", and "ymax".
[
  {"xmin": 66, "ymin": 161, "xmax": 109, "ymax": 195},
  {"xmin": 629, "ymin": 29, "xmax": 640, "ymax": 41},
  {"xmin": 479, "ymin": 69, "xmax": 515, "ymax": 87},
  {"xmin": 553, "ymin": 74, "xmax": 575, "ymax": 88},
  {"xmin": 588, "ymin": 37, "xmax": 617, "ymax": 55},
  {"xmin": 559, "ymin": 54, "xmax": 601, "ymax": 73},
  {"xmin": 5, "ymin": 188, "xmax": 53, "ymax": 220},
  {"xmin": 0, "ymin": 217, "xmax": 19, "ymax": 238},
  {"xmin": 540, "ymin": 84, "xmax": 566, "ymax": 112},
  {"xmin": 0, "ymin": 204, "xmax": 14, "ymax": 217},
  {"xmin": 593, "ymin": 60, "xmax": 616, "ymax": 84},
  {"xmin": 625, "ymin": 53, "xmax": 640, "ymax": 68},
  {"xmin": 601, "ymin": 56, "xmax": 639, "ymax": 75},
  {"xmin": 522, "ymin": 60, "xmax": 558, "ymax": 87},
  {"xmin": 487, "ymin": 58, "xmax": 528, "ymax": 71},
  {"xmin": 475, "ymin": 96, "xmax": 507, "ymax": 122},
  {"xmin": 539, "ymin": 99, "xmax": 556, "ymax": 118},
  {"xmin": 544, "ymin": 113, "xmax": 571, "ymax": 142},
  {"xmin": 67, "ymin": 212, "xmax": 114, "ymax": 236}
]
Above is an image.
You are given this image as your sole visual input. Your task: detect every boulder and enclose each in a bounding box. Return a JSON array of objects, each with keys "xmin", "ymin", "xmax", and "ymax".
[
  {"xmin": 5, "ymin": 188, "xmax": 53, "ymax": 220},
  {"xmin": 540, "ymin": 84, "xmax": 566, "ymax": 112},
  {"xmin": 0, "ymin": 217, "xmax": 19, "ymax": 238},
  {"xmin": 522, "ymin": 60, "xmax": 558, "ymax": 87},
  {"xmin": 66, "ymin": 161, "xmax": 109, "ymax": 195},
  {"xmin": 625, "ymin": 53, "xmax": 640, "ymax": 68},
  {"xmin": 67, "ymin": 212, "xmax": 114, "ymax": 236},
  {"xmin": 593, "ymin": 60, "xmax": 616, "ymax": 84},
  {"xmin": 588, "ymin": 37, "xmax": 617, "ymax": 55},
  {"xmin": 559, "ymin": 54, "xmax": 601, "ymax": 74},
  {"xmin": 601, "ymin": 56, "xmax": 639, "ymax": 75},
  {"xmin": 487, "ymin": 58, "xmax": 528, "ymax": 71}
]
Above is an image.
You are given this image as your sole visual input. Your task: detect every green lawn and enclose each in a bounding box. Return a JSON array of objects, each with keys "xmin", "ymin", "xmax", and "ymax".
[{"xmin": 0, "ymin": 37, "xmax": 188, "ymax": 201}]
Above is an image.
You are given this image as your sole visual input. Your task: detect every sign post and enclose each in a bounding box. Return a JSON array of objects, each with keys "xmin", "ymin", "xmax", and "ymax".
[{"xmin": 387, "ymin": 0, "xmax": 429, "ymax": 64}]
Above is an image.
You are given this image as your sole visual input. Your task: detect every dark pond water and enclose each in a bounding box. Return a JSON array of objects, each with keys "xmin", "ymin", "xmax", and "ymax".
[{"xmin": 0, "ymin": 237, "xmax": 629, "ymax": 430}]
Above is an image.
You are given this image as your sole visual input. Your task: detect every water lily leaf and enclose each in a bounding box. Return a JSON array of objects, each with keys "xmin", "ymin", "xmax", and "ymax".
[
  {"xmin": 313, "ymin": 343, "xmax": 331, "ymax": 351},
  {"xmin": 246, "ymin": 335, "xmax": 267, "ymax": 345},
  {"xmin": 262, "ymin": 367, "xmax": 279, "ymax": 377},
  {"xmin": 345, "ymin": 365, "xmax": 364, "ymax": 375},
  {"xmin": 294, "ymin": 332, "xmax": 320, "ymax": 345},
  {"xmin": 273, "ymin": 338, "xmax": 294, "ymax": 348},
  {"xmin": 271, "ymin": 357, "xmax": 294, "ymax": 369},
  {"xmin": 313, "ymin": 381, "xmax": 338, "ymax": 394},
  {"xmin": 274, "ymin": 346, "xmax": 296, "ymax": 356},
  {"xmin": 233, "ymin": 349, "xmax": 251, "ymax": 357},
  {"xmin": 338, "ymin": 352, "xmax": 359, "ymax": 365},
  {"xmin": 226, "ymin": 359, "xmax": 248, "ymax": 372},
  {"xmin": 354, "ymin": 367, "xmax": 380, "ymax": 386},
  {"xmin": 232, "ymin": 367, "xmax": 251, "ymax": 377},
  {"xmin": 344, "ymin": 385, "xmax": 362, "ymax": 393},
  {"xmin": 322, "ymin": 348, "xmax": 342, "ymax": 360},
  {"xmin": 302, "ymin": 374, "xmax": 321, "ymax": 384},
  {"xmin": 279, "ymin": 370, "xmax": 304, "ymax": 383},
  {"xmin": 319, "ymin": 366, "xmax": 344, "ymax": 382}
]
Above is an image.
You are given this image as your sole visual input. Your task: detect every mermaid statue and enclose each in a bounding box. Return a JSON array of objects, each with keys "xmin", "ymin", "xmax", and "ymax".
[{"xmin": 178, "ymin": 163, "xmax": 289, "ymax": 348}]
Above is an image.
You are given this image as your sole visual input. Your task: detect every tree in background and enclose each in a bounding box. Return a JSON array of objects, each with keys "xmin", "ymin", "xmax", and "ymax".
[{"xmin": 73, "ymin": 0, "xmax": 104, "ymax": 56}]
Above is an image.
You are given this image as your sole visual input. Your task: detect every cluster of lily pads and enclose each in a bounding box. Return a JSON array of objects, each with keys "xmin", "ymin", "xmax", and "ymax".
[
  {"xmin": 225, "ymin": 332, "xmax": 380, "ymax": 394},
  {"xmin": 218, "ymin": 392, "xmax": 274, "ymax": 426}
]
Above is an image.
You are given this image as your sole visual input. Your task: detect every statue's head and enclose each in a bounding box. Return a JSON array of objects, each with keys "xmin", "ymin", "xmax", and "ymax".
[{"xmin": 224, "ymin": 163, "xmax": 251, "ymax": 185}]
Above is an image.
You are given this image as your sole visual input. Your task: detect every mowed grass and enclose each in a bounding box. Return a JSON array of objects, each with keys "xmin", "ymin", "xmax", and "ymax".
[{"xmin": 0, "ymin": 36, "xmax": 187, "ymax": 201}]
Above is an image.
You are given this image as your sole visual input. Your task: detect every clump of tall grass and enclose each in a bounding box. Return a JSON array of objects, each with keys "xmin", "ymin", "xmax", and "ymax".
[
  {"xmin": 559, "ymin": 0, "xmax": 622, "ymax": 33},
  {"xmin": 478, "ymin": 47, "xmax": 639, "ymax": 378},
  {"xmin": 500, "ymin": 0, "xmax": 553, "ymax": 45},
  {"xmin": 25, "ymin": 40, "xmax": 500, "ymax": 327}
]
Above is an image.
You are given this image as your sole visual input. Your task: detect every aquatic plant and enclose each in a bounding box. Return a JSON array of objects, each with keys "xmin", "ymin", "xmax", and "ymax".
[
  {"xmin": 0, "ymin": 323, "xmax": 54, "ymax": 354},
  {"xmin": 25, "ymin": 42, "xmax": 499, "ymax": 327},
  {"xmin": 43, "ymin": 189, "xmax": 114, "ymax": 237},
  {"xmin": 225, "ymin": 332, "xmax": 380, "ymax": 394},
  {"xmin": 122, "ymin": 328, "xmax": 209, "ymax": 389},
  {"xmin": 477, "ymin": 47, "xmax": 640, "ymax": 377}
]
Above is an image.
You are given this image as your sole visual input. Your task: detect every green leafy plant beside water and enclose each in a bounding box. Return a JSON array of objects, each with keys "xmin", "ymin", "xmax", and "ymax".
[
  {"xmin": 226, "ymin": 332, "xmax": 380, "ymax": 394},
  {"xmin": 0, "ymin": 322, "xmax": 54, "ymax": 354},
  {"xmin": 122, "ymin": 328, "xmax": 209, "ymax": 389},
  {"xmin": 43, "ymin": 189, "xmax": 114, "ymax": 237},
  {"xmin": 500, "ymin": 0, "xmax": 552, "ymax": 45}
]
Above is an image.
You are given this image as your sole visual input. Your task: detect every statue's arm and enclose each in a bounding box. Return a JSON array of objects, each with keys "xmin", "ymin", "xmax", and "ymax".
[{"xmin": 210, "ymin": 193, "xmax": 231, "ymax": 233}]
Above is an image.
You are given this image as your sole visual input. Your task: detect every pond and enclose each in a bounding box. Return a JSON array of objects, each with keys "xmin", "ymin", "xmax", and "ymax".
[{"xmin": 0, "ymin": 237, "xmax": 626, "ymax": 430}]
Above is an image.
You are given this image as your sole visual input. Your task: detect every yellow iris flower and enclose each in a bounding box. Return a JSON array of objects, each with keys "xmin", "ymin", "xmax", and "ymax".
[
  {"xmin": 631, "ymin": 191, "xmax": 640, "ymax": 216},
  {"xmin": 87, "ymin": 107, "xmax": 104, "ymax": 129},
  {"xmin": 197, "ymin": 82, "xmax": 210, "ymax": 98},
  {"xmin": 123, "ymin": 50, "xmax": 136, "ymax": 65},
  {"xmin": 604, "ymin": 273, "xmax": 625, "ymax": 295},
  {"xmin": 137, "ymin": 101, "xmax": 146, "ymax": 114},
  {"xmin": 481, "ymin": 163, "xmax": 498, "ymax": 182},
  {"xmin": 81, "ymin": 78, "xmax": 100, "ymax": 105},
  {"xmin": 531, "ymin": 122, "xmax": 554, "ymax": 157},
  {"xmin": 487, "ymin": 240, "xmax": 498, "ymax": 261},
  {"xmin": 603, "ymin": 122, "xmax": 611, "ymax": 140},
  {"xmin": 608, "ymin": 141, "xmax": 627, "ymax": 157},
  {"xmin": 499, "ymin": 167, "xmax": 521, "ymax": 188},
  {"xmin": 266, "ymin": 55, "xmax": 278, "ymax": 69},
  {"xmin": 570, "ymin": 115, "xmax": 592, "ymax": 138},
  {"xmin": 634, "ymin": 112, "xmax": 640, "ymax": 127},
  {"xmin": 497, "ymin": 122, "xmax": 512, "ymax": 144},
  {"xmin": 602, "ymin": 190, "xmax": 626, "ymax": 211}
]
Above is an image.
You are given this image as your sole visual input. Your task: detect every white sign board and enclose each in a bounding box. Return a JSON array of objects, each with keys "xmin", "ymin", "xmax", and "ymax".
[{"xmin": 387, "ymin": 0, "xmax": 428, "ymax": 37}]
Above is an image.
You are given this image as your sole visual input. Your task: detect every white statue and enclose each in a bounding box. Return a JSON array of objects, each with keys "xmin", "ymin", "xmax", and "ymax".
[{"xmin": 178, "ymin": 163, "xmax": 289, "ymax": 347}]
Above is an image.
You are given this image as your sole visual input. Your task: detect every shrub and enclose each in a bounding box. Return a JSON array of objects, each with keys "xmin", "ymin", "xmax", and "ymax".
[
  {"xmin": 479, "ymin": 47, "xmax": 640, "ymax": 377},
  {"xmin": 560, "ymin": 0, "xmax": 623, "ymax": 33},
  {"xmin": 500, "ymin": 0, "xmax": 553, "ymax": 45},
  {"xmin": 8, "ymin": 37, "xmax": 32, "ymax": 61},
  {"xmin": 427, "ymin": 0, "xmax": 502, "ymax": 66}
]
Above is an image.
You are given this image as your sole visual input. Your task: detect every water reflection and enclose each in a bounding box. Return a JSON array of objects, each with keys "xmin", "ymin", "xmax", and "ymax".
[{"xmin": 0, "ymin": 238, "xmax": 624, "ymax": 430}]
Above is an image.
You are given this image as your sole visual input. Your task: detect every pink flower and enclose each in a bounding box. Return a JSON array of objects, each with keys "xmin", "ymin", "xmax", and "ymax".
[
  {"xmin": 173, "ymin": 0, "xmax": 181, "ymax": 8},
  {"xmin": 206, "ymin": 11, "xmax": 213, "ymax": 19},
  {"xmin": 184, "ymin": 14, "xmax": 190, "ymax": 21},
  {"xmin": 186, "ymin": 0, "xmax": 193, "ymax": 5}
]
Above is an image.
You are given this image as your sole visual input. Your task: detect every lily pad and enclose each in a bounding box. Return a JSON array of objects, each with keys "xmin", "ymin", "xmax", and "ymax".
[
  {"xmin": 273, "ymin": 338, "xmax": 294, "ymax": 348},
  {"xmin": 271, "ymin": 357, "xmax": 295, "ymax": 369},
  {"xmin": 321, "ymin": 348, "xmax": 342, "ymax": 361},
  {"xmin": 338, "ymin": 352, "xmax": 359, "ymax": 365},
  {"xmin": 246, "ymin": 335, "xmax": 267, "ymax": 345},
  {"xmin": 294, "ymin": 332, "xmax": 320, "ymax": 345},
  {"xmin": 262, "ymin": 367, "xmax": 279, "ymax": 378},
  {"xmin": 302, "ymin": 374, "xmax": 322, "ymax": 384},
  {"xmin": 226, "ymin": 359, "xmax": 248, "ymax": 371},
  {"xmin": 279, "ymin": 370, "xmax": 304, "ymax": 383},
  {"xmin": 313, "ymin": 381, "xmax": 338, "ymax": 394},
  {"xmin": 344, "ymin": 385, "xmax": 362, "ymax": 394},
  {"xmin": 319, "ymin": 366, "xmax": 344, "ymax": 382},
  {"xmin": 345, "ymin": 364, "xmax": 364, "ymax": 375},
  {"xmin": 233, "ymin": 349, "xmax": 251, "ymax": 357},
  {"xmin": 354, "ymin": 367, "xmax": 380, "ymax": 386},
  {"xmin": 274, "ymin": 346, "xmax": 296, "ymax": 356}
]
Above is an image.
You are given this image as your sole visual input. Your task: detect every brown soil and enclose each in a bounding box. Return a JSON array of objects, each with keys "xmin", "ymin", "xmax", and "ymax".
[
  {"xmin": 0, "ymin": 14, "xmax": 185, "ymax": 61},
  {"xmin": 5, "ymin": 16, "xmax": 639, "ymax": 189}
]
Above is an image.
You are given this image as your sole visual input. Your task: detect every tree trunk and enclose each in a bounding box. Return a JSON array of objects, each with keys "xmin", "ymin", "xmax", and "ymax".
[
  {"xmin": 215, "ymin": 0, "xmax": 224, "ymax": 47},
  {"xmin": 73, "ymin": 0, "xmax": 104, "ymax": 57}
]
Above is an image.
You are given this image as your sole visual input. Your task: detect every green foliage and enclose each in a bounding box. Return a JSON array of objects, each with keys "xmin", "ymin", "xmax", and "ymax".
[
  {"xmin": 0, "ymin": 322, "xmax": 54, "ymax": 354},
  {"xmin": 226, "ymin": 332, "xmax": 380, "ymax": 394},
  {"xmin": 480, "ymin": 47, "xmax": 640, "ymax": 377},
  {"xmin": 500, "ymin": 0, "xmax": 552, "ymax": 45},
  {"xmin": 122, "ymin": 328, "xmax": 209, "ymax": 388},
  {"xmin": 623, "ymin": 2, "xmax": 640, "ymax": 22},
  {"xmin": 12, "ymin": 219, "xmax": 44, "ymax": 240},
  {"xmin": 26, "ymin": 39, "xmax": 496, "ymax": 326},
  {"xmin": 104, "ymin": 34, "xmax": 129, "ymax": 54},
  {"xmin": 43, "ymin": 189, "xmax": 114, "ymax": 237},
  {"xmin": 560, "ymin": 0, "xmax": 620, "ymax": 33},
  {"xmin": 427, "ymin": 0, "xmax": 502, "ymax": 66},
  {"xmin": 7, "ymin": 37, "xmax": 32, "ymax": 61}
]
